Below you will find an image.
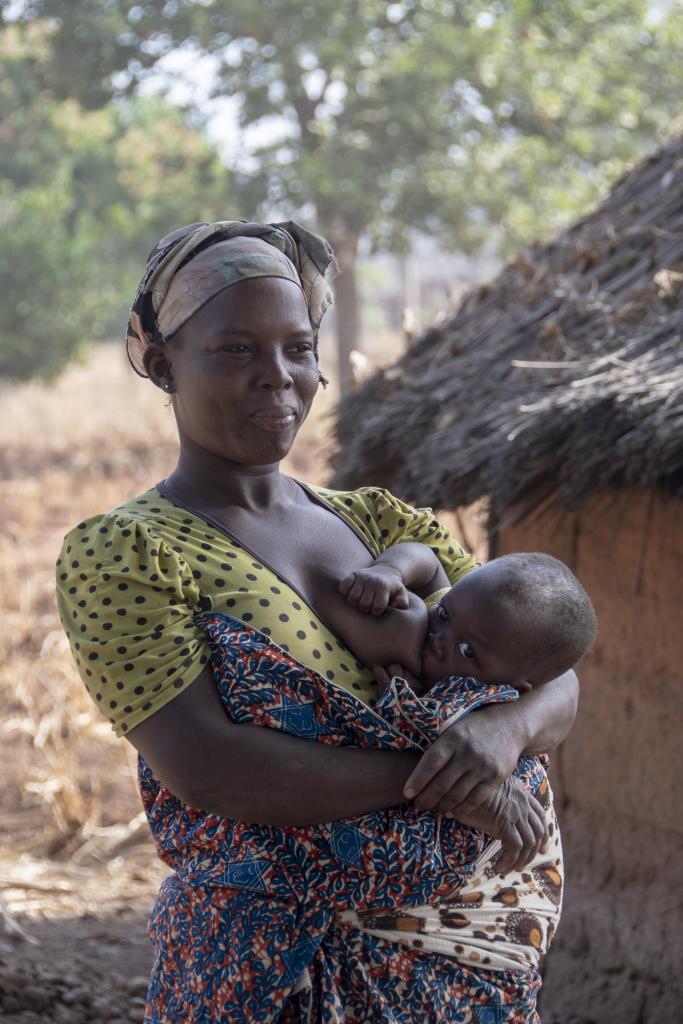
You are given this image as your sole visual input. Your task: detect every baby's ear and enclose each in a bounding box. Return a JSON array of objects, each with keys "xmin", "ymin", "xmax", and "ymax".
[{"xmin": 515, "ymin": 680, "xmax": 533, "ymax": 695}]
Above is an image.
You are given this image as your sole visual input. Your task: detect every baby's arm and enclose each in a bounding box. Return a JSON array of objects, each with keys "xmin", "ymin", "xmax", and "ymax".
[{"xmin": 339, "ymin": 542, "xmax": 450, "ymax": 616}]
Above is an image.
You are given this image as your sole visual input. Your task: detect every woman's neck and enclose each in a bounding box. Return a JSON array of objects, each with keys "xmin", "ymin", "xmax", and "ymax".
[{"xmin": 164, "ymin": 446, "xmax": 295, "ymax": 514}]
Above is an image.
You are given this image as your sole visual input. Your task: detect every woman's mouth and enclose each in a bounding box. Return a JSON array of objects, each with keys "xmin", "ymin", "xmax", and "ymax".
[{"xmin": 249, "ymin": 408, "xmax": 297, "ymax": 431}]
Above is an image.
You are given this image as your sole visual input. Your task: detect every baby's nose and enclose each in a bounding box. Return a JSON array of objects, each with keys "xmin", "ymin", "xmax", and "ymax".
[{"xmin": 427, "ymin": 630, "xmax": 445, "ymax": 660}]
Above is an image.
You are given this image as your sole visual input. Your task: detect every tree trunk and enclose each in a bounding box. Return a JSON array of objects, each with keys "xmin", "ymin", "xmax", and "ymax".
[
  {"xmin": 332, "ymin": 244, "xmax": 361, "ymax": 397},
  {"xmin": 318, "ymin": 220, "xmax": 361, "ymax": 399}
]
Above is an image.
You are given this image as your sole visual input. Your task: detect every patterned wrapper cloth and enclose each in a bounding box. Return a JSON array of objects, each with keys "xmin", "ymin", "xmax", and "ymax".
[{"xmin": 140, "ymin": 614, "xmax": 561, "ymax": 1023}]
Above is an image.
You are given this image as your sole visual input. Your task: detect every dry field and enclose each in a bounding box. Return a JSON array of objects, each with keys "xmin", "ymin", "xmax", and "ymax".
[{"xmin": 0, "ymin": 341, "xmax": 485, "ymax": 1022}]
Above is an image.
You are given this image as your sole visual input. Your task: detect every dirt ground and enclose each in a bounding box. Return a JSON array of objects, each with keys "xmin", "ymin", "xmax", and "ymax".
[
  {"xmin": 1, "ymin": 861, "xmax": 161, "ymax": 1023},
  {"xmin": 0, "ymin": 341, "xmax": 489, "ymax": 1022}
]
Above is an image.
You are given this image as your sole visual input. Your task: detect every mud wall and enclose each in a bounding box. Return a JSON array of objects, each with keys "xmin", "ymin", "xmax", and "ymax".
[{"xmin": 493, "ymin": 490, "xmax": 683, "ymax": 1023}]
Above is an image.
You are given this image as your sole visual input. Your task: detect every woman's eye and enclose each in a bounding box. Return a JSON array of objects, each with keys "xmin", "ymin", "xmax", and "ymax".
[
  {"xmin": 437, "ymin": 604, "xmax": 449, "ymax": 622},
  {"xmin": 291, "ymin": 343, "xmax": 314, "ymax": 354},
  {"xmin": 457, "ymin": 641, "xmax": 475, "ymax": 661}
]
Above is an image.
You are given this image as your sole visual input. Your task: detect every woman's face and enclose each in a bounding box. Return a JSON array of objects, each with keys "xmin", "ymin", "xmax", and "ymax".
[{"xmin": 156, "ymin": 276, "xmax": 320, "ymax": 467}]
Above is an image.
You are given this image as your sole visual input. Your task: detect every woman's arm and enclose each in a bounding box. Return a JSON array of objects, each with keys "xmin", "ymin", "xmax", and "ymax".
[
  {"xmin": 517, "ymin": 669, "xmax": 579, "ymax": 754},
  {"xmin": 127, "ymin": 663, "xmax": 549, "ymax": 864},
  {"xmin": 404, "ymin": 670, "xmax": 579, "ymax": 811},
  {"xmin": 127, "ymin": 664, "xmax": 420, "ymax": 826}
]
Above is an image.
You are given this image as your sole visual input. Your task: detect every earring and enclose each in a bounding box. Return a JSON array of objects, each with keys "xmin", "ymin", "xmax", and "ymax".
[{"xmin": 318, "ymin": 372, "xmax": 329, "ymax": 390}]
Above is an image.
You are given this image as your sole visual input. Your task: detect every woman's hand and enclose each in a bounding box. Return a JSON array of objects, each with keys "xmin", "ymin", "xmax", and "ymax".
[
  {"xmin": 446, "ymin": 777, "xmax": 549, "ymax": 874},
  {"xmin": 339, "ymin": 565, "xmax": 409, "ymax": 615},
  {"xmin": 403, "ymin": 709, "xmax": 523, "ymax": 809}
]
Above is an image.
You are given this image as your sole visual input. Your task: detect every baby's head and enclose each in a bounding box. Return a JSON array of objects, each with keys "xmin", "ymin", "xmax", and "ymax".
[{"xmin": 421, "ymin": 553, "xmax": 597, "ymax": 691}]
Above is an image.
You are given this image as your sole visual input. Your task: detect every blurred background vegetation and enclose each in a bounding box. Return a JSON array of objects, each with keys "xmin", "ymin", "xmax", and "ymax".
[{"xmin": 1, "ymin": 0, "xmax": 682, "ymax": 387}]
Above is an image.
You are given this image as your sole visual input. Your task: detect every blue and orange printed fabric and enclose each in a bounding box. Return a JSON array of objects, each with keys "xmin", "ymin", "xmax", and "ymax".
[{"xmin": 140, "ymin": 614, "xmax": 545, "ymax": 1023}]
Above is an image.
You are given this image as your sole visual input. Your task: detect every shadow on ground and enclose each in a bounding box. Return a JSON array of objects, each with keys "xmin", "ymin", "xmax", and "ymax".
[{"xmin": 1, "ymin": 909, "xmax": 153, "ymax": 1024}]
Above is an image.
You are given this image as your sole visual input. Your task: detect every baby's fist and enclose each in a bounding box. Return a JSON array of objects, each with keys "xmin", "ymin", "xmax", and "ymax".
[{"xmin": 339, "ymin": 566, "xmax": 408, "ymax": 615}]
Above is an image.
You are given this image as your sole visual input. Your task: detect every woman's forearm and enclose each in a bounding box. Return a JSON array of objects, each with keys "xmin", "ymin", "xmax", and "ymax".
[
  {"xmin": 127, "ymin": 666, "xmax": 419, "ymax": 826},
  {"xmin": 403, "ymin": 670, "xmax": 579, "ymax": 812},
  {"xmin": 193, "ymin": 723, "xmax": 420, "ymax": 826},
  {"xmin": 206, "ymin": 671, "xmax": 577, "ymax": 823},
  {"xmin": 501, "ymin": 669, "xmax": 579, "ymax": 756}
]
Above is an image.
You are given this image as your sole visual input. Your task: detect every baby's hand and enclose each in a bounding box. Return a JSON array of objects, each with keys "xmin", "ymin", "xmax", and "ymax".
[{"xmin": 339, "ymin": 565, "xmax": 409, "ymax": 616}]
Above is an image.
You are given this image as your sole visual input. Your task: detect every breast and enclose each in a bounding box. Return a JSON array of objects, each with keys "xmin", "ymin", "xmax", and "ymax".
[{"xmin": 290, "ymin": 520, "xmax": 375, "ymax": 603}]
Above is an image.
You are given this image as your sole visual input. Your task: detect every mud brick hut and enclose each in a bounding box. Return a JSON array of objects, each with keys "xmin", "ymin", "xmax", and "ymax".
[{"xmin": 332, "ymin": 137, "xmax": 683, "ymax": 1022}]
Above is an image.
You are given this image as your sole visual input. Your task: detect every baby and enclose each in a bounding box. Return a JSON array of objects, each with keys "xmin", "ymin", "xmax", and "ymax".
[
  {"xmin": 333, "ymin": 542, "xmax": 597, "ymax": 695},
  {"xmin": 330, "ymin": 544, "xmax": 593, "ymax": 968}
]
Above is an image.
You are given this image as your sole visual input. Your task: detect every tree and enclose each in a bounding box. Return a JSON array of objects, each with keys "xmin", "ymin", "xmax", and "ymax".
[
  {"xmin": 0, "ymin": 19, "xmax": 232, "ymax": 379},
  {"xmin": 5, "ymin": 1, "xmax": 683, "ymax": 389}
]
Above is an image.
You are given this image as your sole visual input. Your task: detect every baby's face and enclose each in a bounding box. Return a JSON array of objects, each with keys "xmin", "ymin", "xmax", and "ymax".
[{"xmin": 421, "ymin": 570, "xmax": 541, "ymax": 690}]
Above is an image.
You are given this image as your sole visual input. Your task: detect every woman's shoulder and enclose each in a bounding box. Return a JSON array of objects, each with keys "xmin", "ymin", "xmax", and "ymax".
[
  {"xmin": 308, "ymin": 482, "xmax": 477, "ymax": 584},
  {"xmin": 309, "ymin": 483, "xmax": 421, "ymax": 518},
  {"xmin": 55, "ymin": 486, "xmax": 210, "ymax": 738},
  {"xmin": 308, "ymin": 483, "xmax": 440, "ymax": 537},
  {"xmin": 58, "ymin": 486, "xmax": 180, "ymax": 558},
  {"xmin": 55, "ymin": 485, "xmax": 202, "ymax": 612}
]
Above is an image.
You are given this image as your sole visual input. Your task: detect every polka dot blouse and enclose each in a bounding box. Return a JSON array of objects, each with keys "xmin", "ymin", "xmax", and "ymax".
[{"xmin": 55, "ymin": 484, "xmax": 477, "ymax": 737}]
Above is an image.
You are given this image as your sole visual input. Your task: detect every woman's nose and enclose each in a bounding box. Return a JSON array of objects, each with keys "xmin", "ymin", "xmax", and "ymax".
[{"xmin": 257, "ymin": 353, "xmax": 294, "ymax": 390}]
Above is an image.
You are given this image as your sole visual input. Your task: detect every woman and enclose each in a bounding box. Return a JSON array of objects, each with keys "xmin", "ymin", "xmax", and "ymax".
[{"xmin": 56, "ymin": 220, "xmax": 576, "ymax": 1023}]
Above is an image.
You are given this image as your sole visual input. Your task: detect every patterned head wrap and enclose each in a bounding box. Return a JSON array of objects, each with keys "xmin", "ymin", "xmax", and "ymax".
[{"xmin": 126, "ymin": 219, "xmax": 338, "ymax": 377}]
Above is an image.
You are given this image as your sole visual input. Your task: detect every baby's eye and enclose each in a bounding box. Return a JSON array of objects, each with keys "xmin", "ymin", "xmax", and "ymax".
[
  {"xmin": 457, "ymin": 641, "xmax": 475, "ymax": 661},
  {"xmin": 437, "ymin": 604, "xmax": 449, "ymax": 622}
]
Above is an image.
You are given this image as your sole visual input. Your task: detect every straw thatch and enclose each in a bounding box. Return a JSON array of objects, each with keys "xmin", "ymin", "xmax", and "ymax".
[{"xmin": 332, "ymin": 136, "xmax": 683, "ymax": 519}]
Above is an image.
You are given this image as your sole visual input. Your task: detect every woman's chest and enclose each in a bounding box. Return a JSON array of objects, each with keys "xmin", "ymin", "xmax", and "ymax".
[
  {"xmin": 224, "ymin": 500, "xmax": 376, "ymax": 605},
  {"xmin": 156, "ymin": 502, "xmax": 378, "ymax": 700}
]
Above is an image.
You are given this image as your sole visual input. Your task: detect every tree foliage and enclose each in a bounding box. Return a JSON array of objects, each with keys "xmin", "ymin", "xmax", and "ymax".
[
  {"xmin": 3, "ymin": 1, "xmax": 682, "ymax": 381},
  {"xmin": 0, "ymin": 19, "xmax": 231, "ymax": 379},
  {"xmin": 12, "ymin": 0, "xmax": 683, "ymax": 246}
]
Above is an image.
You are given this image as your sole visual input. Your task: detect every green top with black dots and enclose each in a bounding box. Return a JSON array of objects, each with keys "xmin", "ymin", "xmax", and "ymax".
[{"xmin": 55, "ymin": 484, "xmax": 477, "ymax": 737}]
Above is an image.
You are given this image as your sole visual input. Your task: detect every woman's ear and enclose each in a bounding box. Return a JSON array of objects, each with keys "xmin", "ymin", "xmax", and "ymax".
[{"xmin": 143, "ymin": 342, "xmax": 174, "ymax": 393}]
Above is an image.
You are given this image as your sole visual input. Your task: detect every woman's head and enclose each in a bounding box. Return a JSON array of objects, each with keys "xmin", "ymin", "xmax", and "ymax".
[{"xmin": 126, "ymin": 219, "xmax": 337, "ymax": 466}]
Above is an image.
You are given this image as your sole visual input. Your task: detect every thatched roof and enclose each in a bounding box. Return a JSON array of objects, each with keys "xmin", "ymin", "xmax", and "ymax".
[{"xmin": 332, "ymin": 136, "xmax": 683, "ymax": 519}]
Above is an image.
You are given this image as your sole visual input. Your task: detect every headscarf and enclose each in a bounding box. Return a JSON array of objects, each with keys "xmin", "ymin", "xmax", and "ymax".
[{"xmin": 126, "ymin": 220, "xmax": 338, "ymax": 377}]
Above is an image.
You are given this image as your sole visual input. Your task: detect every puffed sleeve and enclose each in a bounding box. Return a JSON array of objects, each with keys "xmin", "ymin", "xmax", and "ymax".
[
  {"xmin": 340, "ymin": 487, "xmax": 478, "ymax": 584},
  {"xmin": 55, "ymin": 513, "xmax": 211, "ymax": 737}
]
